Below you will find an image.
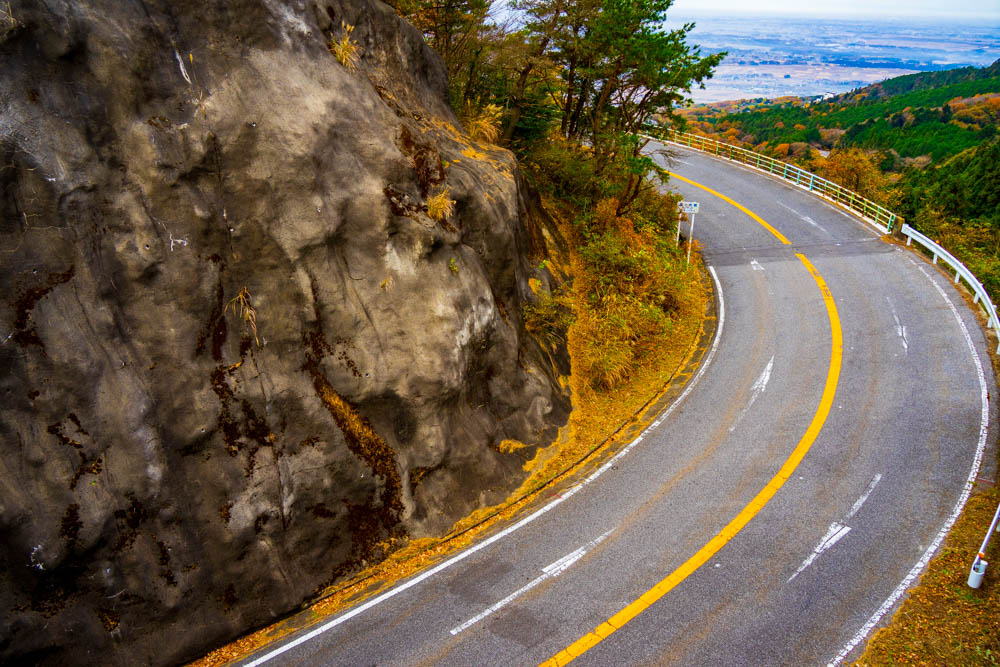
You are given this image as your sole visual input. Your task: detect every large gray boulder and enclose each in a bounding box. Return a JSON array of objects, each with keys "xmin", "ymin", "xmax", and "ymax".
[{"xmin": 0, "ymin": 0, "xmax": 569, "ymax": 663}]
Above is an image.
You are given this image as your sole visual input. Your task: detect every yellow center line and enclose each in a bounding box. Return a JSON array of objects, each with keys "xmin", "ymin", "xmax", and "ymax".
[
  {"xmin": 668, "ymin": 171, "xmax": 792, "ymax": 245},
  {"xmin": 541, "ymin": 188, "xmax": 841, "ymax": 666}
]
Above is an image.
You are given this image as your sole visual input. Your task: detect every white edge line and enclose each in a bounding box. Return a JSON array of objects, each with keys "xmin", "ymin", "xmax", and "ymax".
[
  {"xmin": 242, "ymin": 268, "xmax": 727, "ymax": 666},
  {"xmin": 829, "ymin": 265, "xmax": 990, "ymax": 665}
]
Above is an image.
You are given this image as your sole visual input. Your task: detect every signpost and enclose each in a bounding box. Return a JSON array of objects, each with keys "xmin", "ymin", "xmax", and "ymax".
[{"xmin": 677, "ymin": 201, "xmax": 699, "ymax": 265}]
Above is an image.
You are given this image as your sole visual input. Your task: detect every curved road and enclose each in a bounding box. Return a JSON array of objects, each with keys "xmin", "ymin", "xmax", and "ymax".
[{"xmin": 238, "ymin": 144, "xmax": 997, "ymax": 666}]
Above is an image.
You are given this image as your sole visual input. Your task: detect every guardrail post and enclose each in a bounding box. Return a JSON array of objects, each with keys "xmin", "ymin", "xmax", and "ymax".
[
  {"xmin": 969, "ymin": 555, "xmax": 987, "ymax": 588},
  {"xmin": 888, "ymin": 215, "xmax": 901, "ymax": 238},
  {"xmin": 969, "ymin": 500, "xmax": 1000, "ymax": 588}
]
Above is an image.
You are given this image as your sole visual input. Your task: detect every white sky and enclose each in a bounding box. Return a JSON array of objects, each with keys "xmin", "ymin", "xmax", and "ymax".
[{"xmin": 667, "ymin": 0, "xmax": 1000, "ymax": 19}]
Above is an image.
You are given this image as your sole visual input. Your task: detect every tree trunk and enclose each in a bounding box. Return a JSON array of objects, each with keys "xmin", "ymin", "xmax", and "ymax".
[
  {"xmin": 560, "ymin": 55, "xmax": 578, "ymax": 136},
  {"xmin": 568, "ymin": 78, "xmax": 590, "ymax": 139}
]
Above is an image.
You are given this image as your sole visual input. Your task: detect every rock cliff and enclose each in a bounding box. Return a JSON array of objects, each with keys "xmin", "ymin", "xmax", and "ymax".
[{"xmin": 0, "ymin": 0, "xmax": 569, "ymax": 663}]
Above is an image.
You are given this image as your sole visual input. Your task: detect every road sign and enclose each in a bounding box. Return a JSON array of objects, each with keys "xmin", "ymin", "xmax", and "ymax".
[{"xmin": 678, "ymin": 201, "xmax": 699, "ymax": 214}]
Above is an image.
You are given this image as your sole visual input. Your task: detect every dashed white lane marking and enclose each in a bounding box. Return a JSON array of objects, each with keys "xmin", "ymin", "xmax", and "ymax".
[
  {"xmin": 777, "ymin": 200, "xmax": 830, "ymax": 235},
  {"xmin": 846, "ymin": 473, "xmax": 883, "ymax": 520},
  {"xmin": 449, "ymin": 530, "xmax": 614, "ymax": 635},
  {"xmin": 788, "ymin": 474, "xmax": 881, "ymax": 583},
  {"xmin": 729, "ymin": 355, "xmax": 774, "ymax": 433},
  {"xmin": 241, "ymin": 271, "xmax": 727, "ymax": 666},
  {"xmin": 829, "ymin": 265, "xmax": 990, "ymax": 665},
  {"xmin": 788, "ymin": 523, "xmax": 852, "ymax": 583},
  {"xmin": 886, "ymin": 296, "xmax": 909, "ymax": 354}
]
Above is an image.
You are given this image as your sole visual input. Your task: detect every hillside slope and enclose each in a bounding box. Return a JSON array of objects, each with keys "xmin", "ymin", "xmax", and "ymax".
[
  {"xmin": 0, "ymin": 0, "xmax": 569, "ymax": 663},
  {"xmin": 679, "ymin": 59, "xmax": 1000, "ymax": 164}
]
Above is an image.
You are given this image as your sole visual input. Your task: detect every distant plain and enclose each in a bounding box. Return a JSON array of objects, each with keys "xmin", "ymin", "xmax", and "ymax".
[{"xmin": 664, "ymin": 13, "xmax": 1000, "ymax": 102}]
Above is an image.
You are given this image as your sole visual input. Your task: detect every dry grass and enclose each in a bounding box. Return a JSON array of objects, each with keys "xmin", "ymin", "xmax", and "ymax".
[
  {"xmin": 498, "ymin": 439, "xmax": 529, "ymax": 454},
  {"xmin": 426, "ymin": 188, "xmax": 455, "ymax": 221},
  {"xmin": 855, "ymin": 485, "xmax": 1000, "ymax": 665},
  {"xmin": 227, "ymin": 286, "xmax": 259, "ymax": 347},
  {"xmin": 1, "ymin": 1, "xmax": 15, "ymax": 25},
  {"xmin": 464, "ymin": 103, "xmax": 503, "ymax": 143},
  {"xmin": 328, "ymin": 22, "xmax": 359, "ymax": 70}
]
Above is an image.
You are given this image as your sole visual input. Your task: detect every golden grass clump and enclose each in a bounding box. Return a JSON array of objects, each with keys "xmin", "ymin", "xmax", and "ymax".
[
  {"xmin": 498, "ymin": 439, "xmax": 529, "ymax": 454},
  {"xmin": 426, "ymin": 188, "xmax": 455, "ymax": 221},
  {"xmin": 328, "ymin": 21, "xmax": 359, "ymax": 70},
  {"xmin": 227, "ymin": 286, "xmax": 260, "ymax": 347},
  {"xmin": 464, "ymin": 103, "xmax": 503, "ymax": 143},
  {"xmin": 1, "ymin": 1, "xmax": 16, "ymax": 26}
]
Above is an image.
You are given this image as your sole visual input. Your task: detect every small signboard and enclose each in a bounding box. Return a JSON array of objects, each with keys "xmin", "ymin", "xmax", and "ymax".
[{"xmin": 678, "ymin": 201, "xmax": 699, "ymax": 214}]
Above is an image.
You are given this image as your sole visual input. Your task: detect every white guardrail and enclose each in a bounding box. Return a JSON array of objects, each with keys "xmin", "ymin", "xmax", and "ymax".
[
  {"xmin": 657, "ymin": 130, "xmax": 898, "ymax": 234},
  {"xmin": 650, "ymin": 128, "xmax": 1000, "ymax": 587},
  {"xmin": 653, "ymin": 129, "xmax": 1000, "ymax": 350}
]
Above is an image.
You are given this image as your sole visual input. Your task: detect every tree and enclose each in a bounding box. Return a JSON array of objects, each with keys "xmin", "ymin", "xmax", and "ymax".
[
  {"xmin": 389, "ymin": 0, "xmax": 497, "ymax": 108},
  {"xmin": 819, "ymin": 148, "xmax": 894, "ymax": 205},
  {"xmin": 393, "ymin": 0, "xmax": 722, "ymax": 209}
]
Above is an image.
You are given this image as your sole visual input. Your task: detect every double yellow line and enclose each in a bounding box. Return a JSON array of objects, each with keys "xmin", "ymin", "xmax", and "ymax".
[{"xmin": 543, "ymin": 175, "xmax": 843, "ymax": 666}]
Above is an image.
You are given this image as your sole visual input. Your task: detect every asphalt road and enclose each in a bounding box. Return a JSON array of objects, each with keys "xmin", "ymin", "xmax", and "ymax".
[{"xmin": 238, "ymin": 144, "xmax": 997, "ymax": 666}]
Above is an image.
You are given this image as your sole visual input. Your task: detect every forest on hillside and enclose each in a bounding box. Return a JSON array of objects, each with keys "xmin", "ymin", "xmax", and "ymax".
[{"xmin": 672, "ymin": 60, "xmax": 1000, "ymax": 295}]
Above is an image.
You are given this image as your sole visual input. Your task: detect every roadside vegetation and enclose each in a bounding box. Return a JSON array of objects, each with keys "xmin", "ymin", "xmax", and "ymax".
[{"xmin": 515, "ymin": 135, "xmax": 707, "ymax": 492}]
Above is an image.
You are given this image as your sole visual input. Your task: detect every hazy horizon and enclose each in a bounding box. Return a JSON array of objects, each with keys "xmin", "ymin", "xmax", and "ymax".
[{"xmin": 667, "ymin": 0, "xmax": 1000, "ymax": 20}]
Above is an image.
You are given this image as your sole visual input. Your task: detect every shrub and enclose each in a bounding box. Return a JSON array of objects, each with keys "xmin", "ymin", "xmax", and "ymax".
[
  {"xmin": 464, "ymin": 103, "xmax": 503, "ymax": 143},
  {"xmin": 572, "ymin": 200, "xmax": 693, "ymax": 389},
  {"xmin": 523, "ymin": 138, "xmax": 597, "ymax": 203},
  {"xmin": 524, "ymin": 135, "xmax": 698, "ymax": 390},
  {"xmin": 328, "ymin": 22, "xmax": 359, "ymax": 70},
  {"xmin": 523, "ymin": 286, "xmax": 575, "ymax": 346},
  {"xmin": 426, "ymin": 188, "xmax": 455, "ymax": 221}
]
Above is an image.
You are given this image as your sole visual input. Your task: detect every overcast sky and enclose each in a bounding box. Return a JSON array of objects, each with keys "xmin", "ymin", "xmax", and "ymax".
[{"xmin": 667, "ymin": 0, "xmax": 1000, "ymax": 19}]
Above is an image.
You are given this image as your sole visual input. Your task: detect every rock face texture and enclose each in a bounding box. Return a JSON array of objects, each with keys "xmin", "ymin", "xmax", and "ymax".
[{"xmin": 0, "ymin": 0, "xmax": 569, "ymax": 663}]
